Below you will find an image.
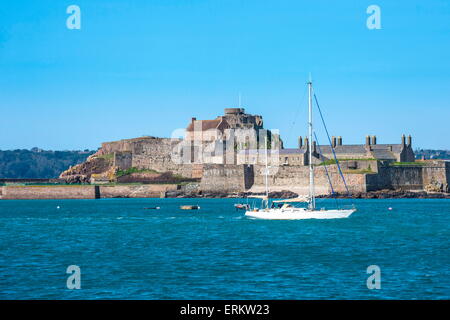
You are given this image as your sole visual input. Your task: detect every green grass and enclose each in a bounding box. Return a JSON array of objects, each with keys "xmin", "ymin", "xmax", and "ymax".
[
  {"xmin": 317, "ymin": 158, "xmax": 376, "ymax": 166},
  {"xmin": 390, "ymin": 162, "xmax": 426, "ymax": 166},
  {"xmin": 342, "ymin": 169, "xmax": 375, "ymax": 174}
]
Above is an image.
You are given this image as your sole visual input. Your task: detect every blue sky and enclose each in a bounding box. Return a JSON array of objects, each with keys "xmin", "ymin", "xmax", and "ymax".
[{"xmin": 0, "ymin": 0, "xmax": 449, "ymax": 150}]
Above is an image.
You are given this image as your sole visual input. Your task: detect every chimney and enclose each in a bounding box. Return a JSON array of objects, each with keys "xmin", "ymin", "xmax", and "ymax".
[
  {"xmin": 407, "ymin": 135, "xmax": 412, "ymax": 147},
  {"xmin": 312, "ymin": 141, "xmax": 317, "ymax": 153},
  {"xmin": 298, "ymin": 136, "xmax": 303, "ymax": 149},
  {"xmin": 365, "ymin": 135, "xmax": 371, "ymax": 146},
  {"xmin": 331, "ymin": 136, "xmax": 336, "ymax": 148},
  {"xmin": 372, "ymin": 135, "xmax": 377, "ymax": 145},
  {"xmin": 337, "ymin": 136, "xmax": 342, "ymax": 146},
  {"xmin": 401, "ymin": 134, "xmax": 406, "ymax": 146}
]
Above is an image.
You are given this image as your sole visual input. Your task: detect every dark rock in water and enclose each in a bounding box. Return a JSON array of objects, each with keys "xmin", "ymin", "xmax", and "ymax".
[{"xmin": 268, "ymin": 190, "xmax": 298, "ymax": 199}]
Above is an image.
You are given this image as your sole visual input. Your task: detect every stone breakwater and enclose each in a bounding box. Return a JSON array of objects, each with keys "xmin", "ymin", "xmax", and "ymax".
[
  {"xmin": 1, "ymin": 184, "xmax": 449, "ymax": 200},
  {"xmin": 0, "ymin": 184, "xmax": 178, "ymax": 200}
]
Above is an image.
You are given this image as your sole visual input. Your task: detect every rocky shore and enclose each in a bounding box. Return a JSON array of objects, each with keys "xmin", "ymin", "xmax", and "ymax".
[
  {"xmin": 167, "ymin": 188, "xmax": 450, "ymax": 199},
  {"xmin": 317, "ymin": 189, "xmax": 450, "ymax": 199},
  {"xmin": 165, "ymin": 189, "xmax": 299, "ymax": 199},
  {"xmin": 2, "ymin": 183, "xmax": 449, "ymax": 200}
]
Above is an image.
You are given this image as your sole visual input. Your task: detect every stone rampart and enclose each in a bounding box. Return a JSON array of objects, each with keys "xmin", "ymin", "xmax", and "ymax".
[
  {"xmin": 252, "ymin": 165, "xmax": 367, "ymax": 195},
  {"xmin": 200, "ymin": 164, "xmax": 248, "ymax": 193},
  {"xmin": 100, "ymin": 184, "xmax": 179, "ymax": 198},
  {"xmin": 1, "ymin": 185, "xmax": 98, "ymax": 200},
  {"xmin": 0, "ymin": 184, "xmax": 180, "ymax": 200}
]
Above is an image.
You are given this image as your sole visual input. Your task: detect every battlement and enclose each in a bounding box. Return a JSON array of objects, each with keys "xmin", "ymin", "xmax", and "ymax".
[{"xmin": 224, "ymin": 108, "xmax": 245, "ymax": 115}]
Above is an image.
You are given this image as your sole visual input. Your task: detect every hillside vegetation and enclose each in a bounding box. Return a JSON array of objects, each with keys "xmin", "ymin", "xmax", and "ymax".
[{"xmin": 0, "ymin": 149, "xmax": 95, "ymax": 179}]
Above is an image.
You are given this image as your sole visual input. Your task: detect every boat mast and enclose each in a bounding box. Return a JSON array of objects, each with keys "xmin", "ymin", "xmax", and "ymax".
[
  {"xmin": 308, "ymin": 76, "xmax": 316, "ymax": 210},
  {"xmin": 264, "ymin": 135, "xmax": 269, "ymax": 208}
]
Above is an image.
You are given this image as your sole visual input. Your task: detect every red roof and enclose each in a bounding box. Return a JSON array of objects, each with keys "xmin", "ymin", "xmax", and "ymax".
[{"xmin": 186, "ymin": 118, "xmax": 230, "ymax": 132}]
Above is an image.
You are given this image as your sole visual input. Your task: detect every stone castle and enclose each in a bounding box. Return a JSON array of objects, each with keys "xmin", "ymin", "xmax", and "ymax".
[{"xmin": 60, "ymin": 108, "xmax": 450, "ymax": 195}]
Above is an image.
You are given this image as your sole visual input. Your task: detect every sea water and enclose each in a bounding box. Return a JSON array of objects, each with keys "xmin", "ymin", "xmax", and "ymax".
[{"xmin": 0, "ymin": 198, "xmax": 449, "ymax": 299}]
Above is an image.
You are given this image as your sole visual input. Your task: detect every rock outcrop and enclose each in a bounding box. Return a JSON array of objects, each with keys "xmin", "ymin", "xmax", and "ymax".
[{"xmin": 59, "ymin": 153, "xmax": 113, "ymax": 183}]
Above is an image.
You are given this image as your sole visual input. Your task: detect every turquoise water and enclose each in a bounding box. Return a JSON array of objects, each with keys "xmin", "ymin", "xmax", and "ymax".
[{"xmin": 0, "ymin": 198, "xmax": 449, "ymax": 299}]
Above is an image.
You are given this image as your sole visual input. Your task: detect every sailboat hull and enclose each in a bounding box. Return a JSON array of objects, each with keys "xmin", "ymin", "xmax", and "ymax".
[{"xmin": 245, "ymin": 208, "xmax": 355, "ymax": 220}]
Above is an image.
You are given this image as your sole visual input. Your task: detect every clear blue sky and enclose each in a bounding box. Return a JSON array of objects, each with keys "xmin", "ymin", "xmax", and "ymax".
[{"xmin": 1, "ymin": 0, "xmax": 449, "ymax": 150}]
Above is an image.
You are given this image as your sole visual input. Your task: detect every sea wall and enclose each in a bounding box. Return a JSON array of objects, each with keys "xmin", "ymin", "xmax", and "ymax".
[
  {"xmin": 100, "ymin": 184, "xmax": 179, "ymax": 198},
  {"xmin": 252, "ymin": 165, "xmax": 367, "ymax": 194},
  {"xmin": 366, "ymin": 166, "xmax": 423, "ymax": 191},
  {"xmin": 1, "ymin": 185, "xmax": 98, "ymax": 200},
  {"xmin": 0, "ymin": 184, "xmax": 180, "ymax": 200},
  {"xmin": 364, "ymin": 162, "xmax": 450, "ymax": 192},
  {"xmin": 421, "ymin": 160, "xmax": 449, "ymax": 192},
  {"xmin": 200, "ymin": 164, "xmax": 249, "ymax": 193},
  {"xmin": 422, "ymin": 161, "xmax": 449, "ymax": 185}
]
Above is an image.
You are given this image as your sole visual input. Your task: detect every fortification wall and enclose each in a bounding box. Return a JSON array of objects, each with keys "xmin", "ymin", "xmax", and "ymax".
[
  {"xmin": 99, "ymin": 137, "xmax": 196, "ymax": 178},
  {"xmin": 252, "ymin": 165, "xmax": 367, "ymax": 194},
  {"xmin": 99, "ymin": 137, "xmax": 181, "ymax": 154},
  {"xmin": 421, "ymin": 160, "xmax": 449, "ymax": 192},
  {"xmin": 0, "ymin": 184, "xmax": 180, "ymax": 200},
  {"xmin": 365, "ymin": 165, "xmax": 423, "ymax": 191},
  {"xmin": 113, "ymin": 152, "xmax": 132, "ymax": 170},
  {"xmin": 1, "ymin": 185, "xmax": 98, "ymax": 200},
  {"xmin": 100, "ymin": 184, "xmax": 178, "ymax": 198},
  {"xmin": 422, "ymin": 161, "xmax": 449, "ymax": 185},
  {"xmin": 200, "ymin": 164, "xmax": 248, "ymax": 193}
]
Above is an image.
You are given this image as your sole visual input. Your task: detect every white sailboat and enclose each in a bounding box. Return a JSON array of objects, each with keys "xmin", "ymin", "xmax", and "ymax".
[{"xmin": 245, "ymin": 78, "xmax": 356, "ymax": 220}]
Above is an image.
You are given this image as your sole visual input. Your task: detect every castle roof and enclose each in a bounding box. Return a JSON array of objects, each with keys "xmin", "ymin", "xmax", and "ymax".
[
  {"xmin": 239, "ymin": 143, "xmax": 404, "ymax": 160},
  {"xmin": 316, "ymin": 145, "xmax": 367, "ymax": 154},
  {"xmin": 279, "ymin": 148, "xmax": 307, "ymax": 154},
  {"xmin": 238, "ymin": 149, "xmax": 285, "ymax": 155},
  {"xmin": 186, "ymin": 119, "xmax": 230, "ymax": 132}
]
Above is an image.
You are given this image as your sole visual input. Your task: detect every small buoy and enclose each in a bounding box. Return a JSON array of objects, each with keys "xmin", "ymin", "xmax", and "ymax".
[
  {"xmin": 56, "ymin": 206, "xmax": 60, "ymax": 209},
  {"xmin": 388, "ymin": 207, "xmax": 393, "ymax": 211}
]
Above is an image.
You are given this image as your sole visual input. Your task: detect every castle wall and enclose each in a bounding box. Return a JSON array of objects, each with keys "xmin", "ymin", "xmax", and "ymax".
[
  {"xmin": 365, "ymin": 161, "xmax": 450, "ymax": 192},
  {"xmin": 421, "ymin": 160, "xmax": 449, "ymax": 192},
  {"xmin": 114, "ymin": 152, "xmax": 132, "ymax": 170},
  {"xmin": 252, "ymin": 165, "xmax": 367, "ymax": 194},
  {"xmin": 100, "ymin": 137, "xmax": 198, "ymax": 178},
  {"xmin": 365, "ymin": 165, "xmax": 423, "ymax": 191},
  {"xmin": 100, "ymin": 184, "xmax": 178, "ymax": 198},
  {"xmin": 200, "ymin": 164, "xmax": 248, "ymax": 193}
]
